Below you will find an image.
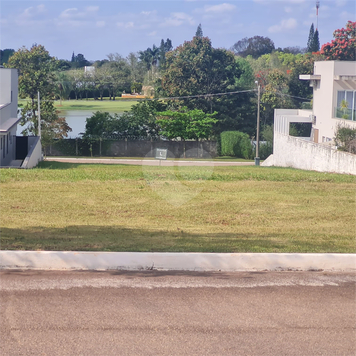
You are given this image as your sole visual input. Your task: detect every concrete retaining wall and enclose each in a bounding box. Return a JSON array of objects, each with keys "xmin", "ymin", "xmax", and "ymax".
[
  {"xmin": 22, "ymin": 136, "xmax": 42, "ymax": 169},
  {"xmin": 1, "ymin": 251, "xmax": 355, "ymax": 272},
  {"xmin": 262, "ymin": 132, "xmax": 356, "ymax": 175}
]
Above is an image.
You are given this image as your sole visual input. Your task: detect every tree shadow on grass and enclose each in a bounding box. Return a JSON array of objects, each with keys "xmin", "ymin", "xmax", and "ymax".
[
  {"xmin": 0, "ymin": 225, "xmax": 349, "ymax": 254},
  {"xmin": 38, "ymin": 161, "xmax": 83, "ymax": 170}
]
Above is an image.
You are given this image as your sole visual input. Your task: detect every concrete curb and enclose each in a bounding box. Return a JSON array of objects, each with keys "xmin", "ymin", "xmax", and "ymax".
[{"xmin": 1, "ymin": 251, "xmax": 355, "ymax": 272}]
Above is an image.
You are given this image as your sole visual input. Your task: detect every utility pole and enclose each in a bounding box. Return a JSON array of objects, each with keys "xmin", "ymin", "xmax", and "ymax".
[
  {"xmin": 37, "ymin": 91, "xmax": 41, "ymax": 139},
  {"xmin": 255, "ymin": 82, "xmax": 260, "ymax": 166}
]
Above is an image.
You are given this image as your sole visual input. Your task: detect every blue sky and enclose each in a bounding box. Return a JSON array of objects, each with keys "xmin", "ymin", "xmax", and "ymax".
[{"xmin": 0, "ymin": 1, "xmax": 355, "ymax": 61}]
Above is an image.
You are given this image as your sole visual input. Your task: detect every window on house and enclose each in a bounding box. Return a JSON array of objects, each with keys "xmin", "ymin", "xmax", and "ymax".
[{"xmin": 336, "ymin": 90, "xmax": 356, "ymax": 121}]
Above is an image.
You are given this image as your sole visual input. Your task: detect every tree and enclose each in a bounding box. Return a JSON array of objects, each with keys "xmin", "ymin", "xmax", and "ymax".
[
  {"xmin": 126, "ymin": 52, "xmax": 146, "ymax": 83},
  {"xmin": 159, "ymin": 39, "xmax": 173, "ymax": 69},
  {"xmin": 307, "ymin": 24, "xmax": 320, "ymax": 53},
  {"xmin": 70, "ymin": 52, "xmax": 90, "ymax": 68},
  {"xmin": 259, "ymin": 69, "xmax": 293, "ymax": 126},
  {"xmin": 6, "ymin": 44, "xmax": 71, "ymax": 138},
  {"xmin": 54, "ymin": 71, "xmax": 72, "ymax": 105},
  {"xmin": 161, "ymin": 36, "xmax": 255, "ymax": 134},
  {"xmin": 320, "ymin": 21, "xmax": 356, "ymax": 60},
  {"xmin": 139, "ymin": 45, "xmax": 160, "ymax": 80},
  {"xmin": 287, "ymin": 55, "xmax": 314, "ymax": 107},
  {"xmin": 157, "ymin": 108, "xmax": 217, "ymax": 141},
  {"xmin": 307, "ymin": 24, "xmax": 315, "ymax": 52},
  {"xmin": 334, "ymin": 125, "xmax": 356, "ymax": 154},
  {"xmin": 313, "ymin": 30, "xmax": 320, "ymax": 52},
  {"xmin": 195, "ymin": 24, "xmax": 203, "ymax": 38},
  {"xmin": 0, "ymin": 48, "xmax": 15, "ymax": 65},
  {"xmin": 231, "ymin": 36, "xmax": 275, "ymax": 59}
]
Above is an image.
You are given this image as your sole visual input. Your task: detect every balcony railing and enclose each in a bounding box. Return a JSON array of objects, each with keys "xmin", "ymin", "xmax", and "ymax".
[{"xmin": 335, "ymin": 107, "xmax": 356, "ymax": 121}]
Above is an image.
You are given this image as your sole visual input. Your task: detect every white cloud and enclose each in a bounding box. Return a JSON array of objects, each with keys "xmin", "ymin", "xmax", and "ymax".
[
  {"xmin": 284, "ymin": 6, "xmax": 292, "ymax": 13},
  {"xmin": 340, "ymin": 10, "xmax": 355, "ymax": 20},
  {"xmin": 141, "ymin": 11, "xmax": 157, "ymax": 16},
  {"xmin": 96, "ymin": 21, "xmax": 105, "ymax": 28},
  {"xmin": 269, "ymin": 18, "xmax": 297, "ymax": 33},
  {"xmin": 59, "ymin": 8, "xmax": 78, "ymax": 19},
  {"xmin": 86, "ymin": 6, "xmax": 99, "ymax": 12},
  {"xmin": 335, "ymin": 0, "xmax": 347, "ymax": 6},
  {"xmin": 59, "ymin": 6, "xmax": 99, "ymax": 19},
  {"xmin": 116, "ymin": 21, "xmax": 134, "ymax": 29},
  {"xmin": 18, "ymin": 5, "xmax": 46, "ymax": 20},
  {"xmin": 204, "ymin": 3, "xmax": 236, "ymax": 13},
  {"xmin": 160, "ymin": 12, "xmax": 194, "ymax": 27}
]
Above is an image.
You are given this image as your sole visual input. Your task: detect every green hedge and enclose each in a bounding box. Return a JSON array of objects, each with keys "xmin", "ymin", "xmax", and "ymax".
[{"xmin": 220, "ymin": 131, "xmax": 253, "ymax": 159}]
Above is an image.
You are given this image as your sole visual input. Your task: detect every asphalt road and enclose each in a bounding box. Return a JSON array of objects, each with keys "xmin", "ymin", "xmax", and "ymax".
[{"xmin": 1, "ymin": 271, "xmax": 355, "ymax": 356}]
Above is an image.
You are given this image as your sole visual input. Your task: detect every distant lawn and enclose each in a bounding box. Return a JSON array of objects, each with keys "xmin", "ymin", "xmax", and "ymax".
[
  {"xmin": 19, "ymin": 98, "xmax": 139, "ymax": 113},
  {"xmin": 1, "ymin": 162, "xmax": 355, "ymax": 253}
]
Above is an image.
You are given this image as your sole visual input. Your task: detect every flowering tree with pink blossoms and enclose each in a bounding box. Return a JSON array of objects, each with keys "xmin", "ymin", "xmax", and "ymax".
[{"xmin": 320, "ymin": 21, "xmax": 356, "ymax": 61}]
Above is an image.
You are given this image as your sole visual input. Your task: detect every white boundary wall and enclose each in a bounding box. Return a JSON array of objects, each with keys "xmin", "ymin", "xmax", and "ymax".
[
  {"xmin": 263, "ymin": 132, "xmax": 356, "ymax": 175},
  {"xmin": 21, "ymin": 136, "xmax": 42, "ymax": 169},
  {"xmin": 0, "ymin": 251, "xmax": 355, "ymax": 271}
]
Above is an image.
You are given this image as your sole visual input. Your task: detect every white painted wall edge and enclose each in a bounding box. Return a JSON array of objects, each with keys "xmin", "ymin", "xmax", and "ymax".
[{"xmin": 0, "ymin": 251, "xmax": 355, "ymax": 272}]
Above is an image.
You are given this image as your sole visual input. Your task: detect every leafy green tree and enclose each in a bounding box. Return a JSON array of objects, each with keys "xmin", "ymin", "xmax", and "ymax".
[
  {"xmin": 287, "ymin": 55, "xmax": 313, "ymax": 107},
  {"xmin": 259, "ymin": 69, "xmax": 293, "ymax": 126},
  {"xmin": 159, "ymin": 39, "xmax": 173, "ymax": 69},
  {"xmin": 334, "ymin": 125, "xmax": 356, "ymax": 153},
  {"xmin": 139, "ymin": 45, "xmax": 160, "ymax": 81},
  {"xmin": 126, "ymin": 52, "xmax": 146, "ymax": 83},
  {"xmin": 0, "ymin": 48, "xmax": 15, "ymax": 65},
  {"xmin": 161, "ymin": 36, "xmax": 255, "ymax": 134},
  {"xmin": 231, "ymin": 36, "xmax": 275, "ymax": 59},
  {"xmin": 195, "ymin": 24, "xmax": 203, "ymax": 38},
  {"xmin": 67, "ymin": 69, "xmax": 83, "ymax": 100},
  {"xmin": 70, "ymin": 52, "xmax": 90, "ymax": 68},
  {"xmin": 157, "ymin": 107, "xmax": 217, "ymax": 141},
  {"xmin": 6, "ymin": 44, "xmax": 71, "ymax": 138},
  {"xmin": 54, "ymin": 71, "xmax": 72, "ymax": 105}
]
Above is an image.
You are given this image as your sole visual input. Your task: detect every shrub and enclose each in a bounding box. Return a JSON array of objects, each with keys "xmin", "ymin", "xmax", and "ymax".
[
  {"xmin": 220, "ymin": 131, "xmax": 253, "ymax": 159},
  {"xmin": 335, "ymin": 125, "xmax": 356, "ymax": 154}
]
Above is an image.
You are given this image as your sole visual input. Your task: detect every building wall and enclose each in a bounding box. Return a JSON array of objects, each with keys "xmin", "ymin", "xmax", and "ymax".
[
  {"xmin": 263, "ymin": 131, "xmax": 356, "ymax": 175},
  {"xmin": 0, "ymin": 68, "xmax": 18, "ymax": 125},
  {"xmin": 313, "ymin": 61, "xmax": 356, "ymax": 141}
]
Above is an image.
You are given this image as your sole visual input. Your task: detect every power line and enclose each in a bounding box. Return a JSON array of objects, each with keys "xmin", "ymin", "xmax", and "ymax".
[{"xmin": 275, "ymin": 91, "xmax": 312, "ymax": 101}]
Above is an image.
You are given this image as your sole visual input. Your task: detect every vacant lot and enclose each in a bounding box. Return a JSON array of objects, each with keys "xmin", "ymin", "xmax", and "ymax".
[{"xmin": 1, "ymin": 162, "xmax": 355, "ymax": 252}]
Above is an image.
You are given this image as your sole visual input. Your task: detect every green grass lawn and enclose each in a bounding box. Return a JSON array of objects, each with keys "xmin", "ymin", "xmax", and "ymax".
[
  {"xmin": 1, "ymin": 162, "xmax": 355, "ymax": 253},
  {"xmin": 19, "ymin": 98, "xmax": 138, "ymax": 113}
]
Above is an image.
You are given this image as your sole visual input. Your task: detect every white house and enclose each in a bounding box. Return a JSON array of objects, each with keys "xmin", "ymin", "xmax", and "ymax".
[
  {"xmin": 0, "ymin": 68, "xmax": 21, "ymax": 166},
  {"xmin": 300, "ymin": 60, "xmax": 356, "ymax": 143},
  {"xmin": 263, "ymin": 61, "xmax": 356, "ymax": 175},
  {"xmin": 0, "ymin": 67, "xmax": 42, "ymax": 168}
]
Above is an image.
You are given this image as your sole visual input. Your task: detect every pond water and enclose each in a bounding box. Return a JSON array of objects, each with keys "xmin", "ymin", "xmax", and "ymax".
[{"xmin": 16, "ymin": 110, "xmax": 121, "ymax": 138}]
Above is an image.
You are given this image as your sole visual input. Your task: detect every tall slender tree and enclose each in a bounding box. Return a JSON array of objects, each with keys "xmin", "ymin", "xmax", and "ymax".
[
  {"xmin": 307, "ymin": 24, "xmax": 315, "ymax": 52},
  {"xmin": 195, "ymin": 23, "xmax": 203, "ymax": 38},
  {"xmin": 312, "ymin": 29, "xmax": 320, "ymax": 52}
]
